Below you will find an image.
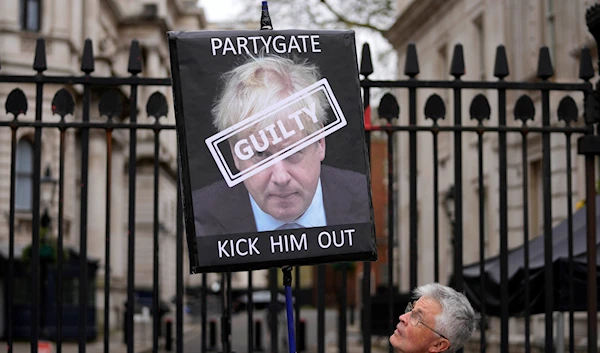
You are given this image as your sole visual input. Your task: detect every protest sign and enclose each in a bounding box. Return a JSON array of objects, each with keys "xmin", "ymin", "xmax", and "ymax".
[{"xmin": 168, "ymin": 30, "xmax": 376, "ymax": 273}]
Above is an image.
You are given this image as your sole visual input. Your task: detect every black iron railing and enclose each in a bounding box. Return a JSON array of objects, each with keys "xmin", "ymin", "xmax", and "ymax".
[{"xmin": 2, "ymin": 5, "xmax": 600, "ymax": 353}]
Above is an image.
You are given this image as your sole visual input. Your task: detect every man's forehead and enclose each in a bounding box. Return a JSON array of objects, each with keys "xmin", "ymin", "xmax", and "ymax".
[{"xmin": 414, "ymin": 296, "xmax": 442, "ymax": 316}]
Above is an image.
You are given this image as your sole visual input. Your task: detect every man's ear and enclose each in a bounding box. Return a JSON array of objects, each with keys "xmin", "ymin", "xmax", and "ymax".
[
  {"xmin": 428, "ymin": 338, "xmax": 450, "ymax": 353},
  {"xmin": 229, "ymin": 141, "xmax": 242, "ymax": 171},
  {"xmin": 317, "ymin": 138, "xmax": 326, "ymax": 162}
]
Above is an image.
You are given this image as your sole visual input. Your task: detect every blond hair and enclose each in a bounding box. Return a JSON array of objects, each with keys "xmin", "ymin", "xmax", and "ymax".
[{"xmin": 212, "ymin": 55, "xmax": 328, "ymax": 135}]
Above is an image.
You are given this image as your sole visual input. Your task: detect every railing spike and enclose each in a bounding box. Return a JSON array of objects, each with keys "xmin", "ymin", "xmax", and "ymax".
[
  {"xmin": 514, "ymin": 95, "xmax": 536, "ymax": 124},
  {"xmin": 5, "ymin": 88, "xmax": 28, "ymax": 118},
  {"xmin": 493, "ymin": 45, "xmax": 509, "ymax": 79},
  {"xmin": 146, "ymin": 92, "xmax": 168, "ymax": 120},
  {"xmin": 469, "ymin": 94, "xmax": 491, "ymax": 123},
  {"xmin": 450, "ymin": 44, "xmax": 465, "ymax": 79},
  {"xmin": 128, "ymin": 40, "xmax": 143, "ymax": 75},
  {"xmin": 557, "ymin": 96, "xmax": 579, "ymax": 124},
  {"xmin": 424, "ymin": 94, "xmax": 446, "ymax": 123},
  {"xmin": 33, "ymin": 37, "xmax": 47, "ymax": 72},
  {"xmin": 51, "ymin": 89, "xmax": 75, "ymax": 119},
  {"xmin": 536, "ymin": 47, "xmax": 554, "ymax": 80},
  {"xmin": 360, "ymin": 43, "xmax": 373, "ymax": 77},
  {"xmin": 579, "ymin": 46, "xmax": 594, "ymax": 81},
  {"xmin": 404, "ymin": 43, "xmax": 420, "ymax": 78},
  {"xmin": 99, "ymin": 90, "xmax": 123, "ymax": 120},
  {"xmin": 378, "ymin": 93, "xmax": 399, "ymax": 123},
  {"xmin": 81, "ymin": 39, "xmax": 95, "ymax": 74}
]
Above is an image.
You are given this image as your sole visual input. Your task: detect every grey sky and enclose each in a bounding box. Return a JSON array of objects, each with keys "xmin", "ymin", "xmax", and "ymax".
[{"xmin": 197, "ymin": 0, "xmax": 246, "ymax": 22}]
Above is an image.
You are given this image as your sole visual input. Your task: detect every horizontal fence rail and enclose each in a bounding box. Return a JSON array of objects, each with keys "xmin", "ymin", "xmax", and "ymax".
[{"xmin": 1, "ymin": 17, "xmax": 599, "ymax": 353}]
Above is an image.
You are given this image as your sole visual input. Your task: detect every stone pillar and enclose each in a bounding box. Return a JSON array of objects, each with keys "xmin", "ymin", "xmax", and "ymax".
[
  {"xmin": 87, "ymin": 130, "xmax": 107, "ymax": 273},
  {"xmin": 82, "ymin": 0, "xmax": 99, "ymax": 52}
]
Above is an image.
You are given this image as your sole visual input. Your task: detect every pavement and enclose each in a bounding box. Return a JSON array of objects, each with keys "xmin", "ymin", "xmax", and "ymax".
[
  {"xmin": 326, "ymin": 323, "xmax": 390, "ymax": 353},
  {"xmin": 2, "ymin": 316, "xmax": 200, "ymax": 353},
  {"xmin": 2, "ymin": 313, "xmax": 390, "ymax": 353}
]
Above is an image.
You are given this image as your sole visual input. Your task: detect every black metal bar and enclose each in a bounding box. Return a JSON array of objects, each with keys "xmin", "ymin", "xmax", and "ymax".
[
  {"xmin": 339, "ymin": 266, "xmax": 347, "ymax": 353},
  {"xmin": 224, "ymin": 272, "xmax": 232, "ymax": 353},
  {"xmin": 359, "ymin": 79, "xmax": 591, "ymax": 91},
  {"xmin": 104, "ymin": 127, "xmax": 113, "ymax": 353},
  {"xmin": 176, "ymin": 163, "xmax": 184, "ymax": 353},
  {"xmin": 565, "ymin": 132, "xmax": 574, "ymax": 353},
  {"xmin": 387, "ymin": 128, "xmax": 394, "ymax": 353},
  {"xmin": 409, "ymin": 86, "xmax": 418, "ymax": 290},
  {"xmin": 126, "ymin": 82, "xmax": 139, "ymax": 353},
  {"xmin": 201, "ymin": 272, "xmax": 207, "ymax": 353},
  {"xmin": 477, "ymin": 125, "xmax": 486, "ymax": 353},
  {"xmin": 166, "ymin": 320, "xmax": 173, "ymax": 351},
  {"xmin": 584, "ymin": 156, "xmax": 597, "ymax": 353},
  {"xmin": 362, "ymin": 261, "xmax": 371, "ymax": 353},
  {"xmin": 153, "ymin": 126, "xmax": 161, "ymax": 353},
  {"xmin": 269, "ymin": 268, "xmax": 278, "ymax": 353},
  {"xmin": 541, "ymin": 88, "xmax": 554, "ymax": 353},
  {"xmin": 0, "ymin": 120, "xmax": 177, "ymax": 130},
  {"xmin": 7, "ymin": 123, "xmax": 17, "ymax": 353},
  {"xmin": 31, "ymin": 75, "xmax": 43, "ymax": 353},
  {"xmin": 452, "ymin": 86, "xmax": 463, "ymax": 293},
  {"xmin": 57, "ymin": 123, "xmax": 66, "ymax": 353},
  {"xmin": 520, "ymin": 128, "xmax": 531, "ymax": 353},
  {"xmin": 2, "ymin": 74, "xmax": 595, "ymax": 91},
  {"xmin": 248, "ymin": 270, "xmax": 254, "ymax": 353},
  {"xmin": 317, "ymin": 265, "xmax": 325, "ymax": 353},
  {"xmin": 366, "ymin": 123, "xmax": 590, "ymax": 134},
  {"xmin": 0, "ymin": 75, "xmax": 171, "ymax": 86},
  {"xmin": 294, "ymin": 266, "xmax": 300, "ymax": 349},
  {"xmin": 218, "ymin": 272, "xmax": 224, "ymax": 351},
  {"xmin": 0, "ymin": 119, "xmax": 589, "ymax": 134},
  {"xmin": 255, "ymin": 319, "xmax": 263, "ymax": 351},
  {"xmin": 498, "ymin": 83, "xmax": 509, "ymax": 353},
  {"xmin": 220, "ymin": 272, "xmax": 232, "ymax": 353},
  {"xmin": 79, "ymin": 75, "xmax": 91, "ymax": 353},
  {"xmin": 432, "ymin": 129, "xmax": 440, "ymax": 283},
  {"xmin": 220, "ymin": 272, "xmax": 226, "ymax": 352}
]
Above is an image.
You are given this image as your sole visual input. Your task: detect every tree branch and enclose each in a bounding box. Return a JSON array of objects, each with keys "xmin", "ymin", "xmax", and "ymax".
[{"xmin": 319, "ymin": 0, "xmax": 387, "ymax": 33}]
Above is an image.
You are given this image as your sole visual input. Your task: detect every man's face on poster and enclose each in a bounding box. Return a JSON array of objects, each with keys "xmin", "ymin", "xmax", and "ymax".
[{"xmin": 231, "ymin": 121, "xmax": 326, "ymax": 223}]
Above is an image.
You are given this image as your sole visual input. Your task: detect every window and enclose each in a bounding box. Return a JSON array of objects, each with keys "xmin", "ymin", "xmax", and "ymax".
[
  {"xmin": 20, "ymin": 0, "xmax": 41, "ymax": 32},
  {"xmin": 16, "ymin": 138, "xmax": 33, "ymax": 212}
]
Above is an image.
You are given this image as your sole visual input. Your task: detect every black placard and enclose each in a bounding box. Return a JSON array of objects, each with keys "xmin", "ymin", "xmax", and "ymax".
[{"xmin": 168, "ymin": 29, "xmax": 376, "ymax": 273}]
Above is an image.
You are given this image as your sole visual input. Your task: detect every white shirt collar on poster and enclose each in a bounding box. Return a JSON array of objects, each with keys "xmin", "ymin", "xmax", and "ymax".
[{"xmin": 249, "ymin": 178, "xmax": 326, "ymax": 232}]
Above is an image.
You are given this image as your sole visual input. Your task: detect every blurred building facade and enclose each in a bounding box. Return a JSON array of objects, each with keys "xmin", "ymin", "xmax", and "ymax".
[
  {"xmin": 0, "ymin": 0, "xmax": 208, "ymax": 332},
  {"xmin": 385, "ymin": 0, "xmax": 598, "ymax": 350}
]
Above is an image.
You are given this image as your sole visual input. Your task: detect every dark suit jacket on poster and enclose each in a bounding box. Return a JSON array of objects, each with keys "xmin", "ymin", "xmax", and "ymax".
[{"xmin": 192, "ymin": 165, "xmax": 370, "ymax": 237}]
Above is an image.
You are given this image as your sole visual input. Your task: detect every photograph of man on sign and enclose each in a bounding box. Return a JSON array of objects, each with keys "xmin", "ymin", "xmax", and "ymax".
[{"xmin": 193, "ymin": 54, "xmax": 370, "ymax": 236}]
